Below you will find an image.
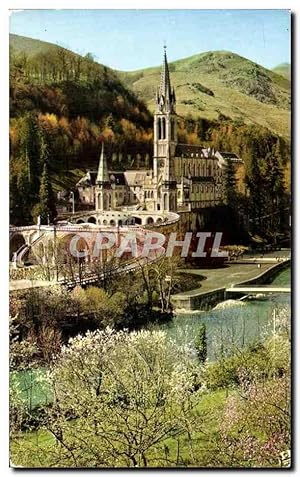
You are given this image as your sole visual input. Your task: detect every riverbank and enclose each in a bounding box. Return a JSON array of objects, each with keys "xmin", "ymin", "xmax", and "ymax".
[
  {"xmin": 171, "ymin": 250, "xmax": 290, "ymax": 311},
  {"xmin": 160, "ymin": 266, "xmax": 291, "ymax": 361}
]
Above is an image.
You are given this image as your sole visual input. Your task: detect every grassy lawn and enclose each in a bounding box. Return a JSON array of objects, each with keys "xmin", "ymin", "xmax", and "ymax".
[{"xmin": 10, "ymin": 388, "xmax": 229, "ymax": 468}]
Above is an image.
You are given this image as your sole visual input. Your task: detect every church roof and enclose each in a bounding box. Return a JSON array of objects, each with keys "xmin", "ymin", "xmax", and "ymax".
[
  {"xmin": 218, "ymin": 151, "xmax": 242, "ymax": 161},
  {"xmin": 124, "ymin": 170, "xmax": 152, "ymax": 186},
  {"xmin": 109, "ymin": 172, "xmax": 126, "ymax": 186},
  {"xmin": 76, "ymin": 171, "xmax": 97, "ymax": 187},
  {"xmin": 216, "ymin": 151, "xmax": 243, "ymax": 163},
  {"xmin": 77, "ymin": 171, "xmax": 127, "ymax": 187},
  {"xmin": 175, "ymin": 144, "xmax": 217, "ymax": 158}
]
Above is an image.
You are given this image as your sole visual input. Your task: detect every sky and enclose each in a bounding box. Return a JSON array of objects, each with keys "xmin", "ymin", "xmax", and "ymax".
[{"xmin": 9, "ymin": 9, "xmax": 291, "ymax": 71}]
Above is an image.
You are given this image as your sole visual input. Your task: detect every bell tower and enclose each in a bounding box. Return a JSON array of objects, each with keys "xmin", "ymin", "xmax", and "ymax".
[
  {"xmin": 153, "ymin": 46, "xmax": 177, "ymax": 212},
  {"xmin": 95, "ymin": 142, "xmax": 112, "ymax": 211}
]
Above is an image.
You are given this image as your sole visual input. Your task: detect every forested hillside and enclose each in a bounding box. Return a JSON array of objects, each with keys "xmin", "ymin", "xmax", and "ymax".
[
  {"xmin": 9, "ymin": 34, "xmax": 153, "ymax": 224},
  {"xmin": 9, "ymin": 35, "xmax": 291, "ymax": 231}
]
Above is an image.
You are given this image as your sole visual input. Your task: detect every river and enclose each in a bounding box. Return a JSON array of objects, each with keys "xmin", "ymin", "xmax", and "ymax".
[
  {"xmin": 157, "ymin": 266, "xmax": 291, "ymax": 361},
  {"xmin": 13, "ymin": 266, "xmax": 291, "ymax": 406}
]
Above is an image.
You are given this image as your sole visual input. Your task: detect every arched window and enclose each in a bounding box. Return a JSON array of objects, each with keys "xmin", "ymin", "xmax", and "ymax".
[
  {"xmin": 162, "ymin": 117, "xmax": 166, "ymax": 139},
  {"xmin": 146, "ymin": 217, "xmax": 154, "ymax": 225},
  {"xmin": 158, "ymin": 118, "xmax": 162, "ymax": 140}
]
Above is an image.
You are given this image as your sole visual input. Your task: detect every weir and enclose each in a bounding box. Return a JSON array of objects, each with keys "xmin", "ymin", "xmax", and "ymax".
[{"xmin": 171, "ymin": 257, "xmax": 291, "ymax": 311}]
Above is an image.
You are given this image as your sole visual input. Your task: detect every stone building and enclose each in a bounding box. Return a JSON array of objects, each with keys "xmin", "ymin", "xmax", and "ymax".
[{"xmin": 76, "ymin": 47, "xmax": 243, "ymax": 213}]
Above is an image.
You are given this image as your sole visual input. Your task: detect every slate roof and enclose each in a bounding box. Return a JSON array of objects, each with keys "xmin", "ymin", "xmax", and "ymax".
[
  {"xmin": 77, "ymin": 171, "xmax": 127, "ymax": 187},
  {"xmin": 175, "ymin": 144, "xmax": 216, "ymax": 158}
]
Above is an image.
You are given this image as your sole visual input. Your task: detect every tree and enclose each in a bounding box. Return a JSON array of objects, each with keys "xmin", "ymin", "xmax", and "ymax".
[
  {"xmin": 9, "ymin": 173, "xmax": 23, "ymax": 225},
  {"xmin": 195, "ymin": 324, "xmax": 207, "ymax": 364},
  {"xmin": 18, "ymin": 113, "xmax": 41, "ymax": 202},
  {"xmin": 261, "ymin": 141, "xmax": 286, "ymax": 239},
  {"xmin": 224, "ymin": 158, "xmax": 237, "ymax": 208},
  {"xmin": 12, "ymin": 329, "xmax": 204, "ymax": 467},
  {"xmin": 150, "ymin": 256, "xmax": 181, "ymax": 313},
  {"xmin": 246, "ymin": 155, "xmax": 266, "ymax": 235},
  {"xmin": 36, "ymin": 162, "xmax": 57, "ymax": 224},
  {"xmin": 16, "ymin": 165, "xmax": 33, "ymax": 224},
  {"xmin": 215, "ymin": 370, "xmax": 291, "ymax": 467}
]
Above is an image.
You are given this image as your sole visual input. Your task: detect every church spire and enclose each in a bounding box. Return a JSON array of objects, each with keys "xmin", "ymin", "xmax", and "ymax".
[
  {"xmin": 96, "ymin": 142, "xmax": 109, "ymax": 184},
  {"xmin": 156, "ymin": 45, "xmax": 176, "ymax": 113},
  {"xmin": 159, "ymin": 46, "xmax": 172, "ymax": 101}
]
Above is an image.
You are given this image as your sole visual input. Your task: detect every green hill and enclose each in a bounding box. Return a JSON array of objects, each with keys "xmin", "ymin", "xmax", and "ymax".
[
  {"xmin": 272, "ymin": 63, "xmax": 291, "ymax": 81},
  {"xmin": 9, "ymin": 34, "xmax": 154, "ymax": 224},
  {"xmin": 9, "ymin": 34, "xmax": 291, "ymax": 225},
  {"xmin": 10, "ymin": 33, "xmax": 64, "ymax": 56},
  {"xmin": 119, "ymin": 51, "xmax": 290, "ymax": 139}
]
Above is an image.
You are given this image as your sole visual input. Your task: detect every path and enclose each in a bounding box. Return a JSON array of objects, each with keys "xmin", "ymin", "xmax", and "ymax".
[{"xmin": 174, "ymin": 250, "xmax": 290, "ymax": 299}]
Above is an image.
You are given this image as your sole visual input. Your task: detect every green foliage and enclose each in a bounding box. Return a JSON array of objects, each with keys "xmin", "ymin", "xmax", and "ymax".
[
  {"xmin": 9, "ymin": 39, "xmax": 153, "ymax": 225},
  {"xmin": 195, "ymin": 324, "xmax": 207, "ymax": 364},
  {"xmin": 215, "ymin": 373, "xmax": 290, "ymax": 467},
  {"xmin": 11, "ymin": 329, "xmax": 203, "ymax": 467},
  {"xmin": 36, "ymin": 162, "xmax": 57, "ymax": 224},
  {"xmin": 204, "ymin": 336, "xmax": 290, "ymax": 391},
  {"xmin": 224, "ymin": 158, "xmax": 237, "ymax": 207}
]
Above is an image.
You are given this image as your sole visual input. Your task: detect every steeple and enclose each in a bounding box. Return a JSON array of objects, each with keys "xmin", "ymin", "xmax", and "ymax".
[
  {"xmin": 153, "ymin": 47, "xmax": 178, "ymax": 213},
  {"xmin": 156, "ymin": 46, "xmax": 176, "ymax": 113},
  {"xmin": 96, "ymin": 142, "xmax": 109, "ymax": 184},
  {"xmin": 95, "ymin": 142, "xmax": 112, "ymax": 211}
]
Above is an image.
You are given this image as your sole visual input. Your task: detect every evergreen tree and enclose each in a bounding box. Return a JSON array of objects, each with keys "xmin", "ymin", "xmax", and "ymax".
[
  {"xmin": 261, "ymin": 141, "xmax": 286, "ymax": 239},
  {"xmin": 246, "ymin": 155, "xmax": 266, "ymax": 236},
  {"xmin": 9, "ymin": 174, "xmax": 23, "ymax": 225},
  {"xmin": 16, "ymin": 165, "xmax": 33, "ymax": 224},
  {"xmin": 224, "ymin": 158, "xmax": 237, "ymax": 208},
  {"xmin": 195, "ymin": 324, "xmax": 207, "ymax": 364},
  {"xmin": 37, "ymin": 162, "xmax": 57, "ymax": 224},
  {"xmin": 19, "ymin": 113, "xmax": 41, "ymax": 202}
]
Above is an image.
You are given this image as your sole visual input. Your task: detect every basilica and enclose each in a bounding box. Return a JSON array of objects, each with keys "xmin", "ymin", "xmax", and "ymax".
[{"xmin": 76, "ymin": 47, "xmax": 243, "ymax": 214}]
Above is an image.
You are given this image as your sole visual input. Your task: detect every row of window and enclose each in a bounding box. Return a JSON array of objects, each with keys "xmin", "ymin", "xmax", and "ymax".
[
  {"xmin": 144, "ymin": 190, "xmax": 154, "ymax": 199},
  {"xmin": 192, "ymin": 184, "xmax": 214, "ymax": 194},
  {"xmin": 157, "ymin": 117, "xmax": 176, "ymax": 140},
  {"xmin": 180, "ymin": 163, "xmax": 218, "ymax": 177}
]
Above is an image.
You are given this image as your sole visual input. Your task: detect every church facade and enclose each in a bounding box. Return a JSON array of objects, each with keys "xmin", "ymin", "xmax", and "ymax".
[{"xmin": 76, "ymin": 48, "xmax": 243, "ymax": 214}]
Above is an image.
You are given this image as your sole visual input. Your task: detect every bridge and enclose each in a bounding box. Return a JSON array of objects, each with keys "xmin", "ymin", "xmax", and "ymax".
[
  {"xmin": 9, "ymin": 224, "xmax": 151, "ymax": 267},
  {"xmin": 9, "ymin": 209, "xmax": 180, "ymax": 267}
]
